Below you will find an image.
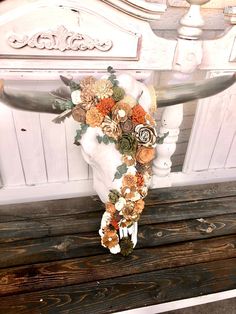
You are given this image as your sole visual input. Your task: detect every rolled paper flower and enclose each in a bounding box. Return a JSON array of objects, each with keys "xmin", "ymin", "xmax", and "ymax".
[
  {"xmin": 72, "ymin": 105, "xmax": 86, "ymax": 123},
  {"xmin": 136, "ymin": 147, "xmax": 156, "ymax": 164},
  {"xmin": 112, "ymin": 86, "xmax": 125, "ymax": 102},
  {"xmin": 116, "ymin": 133, "xmax": 137, "ymax": 155},
  {"xmin": 71, "ymin": 90, "xmax": 82, "ymax": 105},
  {"xmin": 86, "ymin": 107, "xmax": 104, "ymax": 127},
  {"xmin": 135, "ymin": 124, "xmax": 157, "ymax": 147},
  {"xmin": 120, "ymin": 119, "xmax": 134, "ymax": 134},
  {"xmin": 101, "ymin": 230, "xmax": 119, "ymax": 249},
  {"xmin": 80, "ymin": 76, "xmax": 96, "ymax": 89},
  {"xmin": 132, "ymin": 104, "xmax": 146, "ymax": 124},
  {"xmin": 80, "ymin": 88, "xmax": 97, "ymax": 110},
  {"xmin": 93, "ymin": 79, "xmax": 113, "ymax": 99},
  {"xmin": 97, "ymin": 98, "xmax": 115, "ymax": 116},
  {"xmin": 101, "ymin": 116, "xmax": 122, "ymax": 140}
]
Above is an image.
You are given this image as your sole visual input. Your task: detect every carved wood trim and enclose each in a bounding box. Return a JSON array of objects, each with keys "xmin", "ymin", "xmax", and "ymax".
[{"xmin": 7, "ymin": 26, "xmax": 113, "ymax": 53}]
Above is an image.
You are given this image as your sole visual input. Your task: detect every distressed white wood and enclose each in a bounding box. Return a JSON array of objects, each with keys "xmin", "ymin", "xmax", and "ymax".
[
  {"xmin": 0, "ymin": 104, "xmax": 25, "ymax": 186},
  {"xmin": 65, "ymin": 117, "xmax": 89, "ymax": 181},
  {"xmin": 12, "ymin": 110, "xmax": 47, "ymax": 185},
  {"xmin": 40, "ymin": 113, "xmax": 68, "ymax": 183},
  {"xmin": 183, "ymin": 71, "xmax": 236, "ymax": 173}
]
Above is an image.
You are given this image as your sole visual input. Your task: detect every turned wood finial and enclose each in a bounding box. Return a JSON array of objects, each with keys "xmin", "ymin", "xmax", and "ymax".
[{"xmin": 178, "ymin": 0, "xmax": 211, "ymax": 39}]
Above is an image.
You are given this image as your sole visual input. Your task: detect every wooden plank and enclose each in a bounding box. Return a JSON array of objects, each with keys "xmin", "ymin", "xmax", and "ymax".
[
  {"xmin": 0, "ymin": 235, "xmax": 235, "ymax": 297},
  {"xmin": 12, "ymin": 110, "xmax": 47, "ymax": 185},
  {"xmin": 39, "ymin": 113, "xmax": 68, "ymax": 183},
  {"xmin": 0, "ymin": 198, "xmax": 236, "ymax": 243},
  {"xmin": 0, "ymin": 258, "xmax": 235, "ymax": 314},
  {"xmin": 0, "ymin": 105, "xmax": 25, "ymax": 186},
  {"xmin": 1, "ymin": 213, "xmax": 235, "ymax": 268},
  {"xmin": 0, "ymin": 181, "xmax": 236, "ymax": 222}
]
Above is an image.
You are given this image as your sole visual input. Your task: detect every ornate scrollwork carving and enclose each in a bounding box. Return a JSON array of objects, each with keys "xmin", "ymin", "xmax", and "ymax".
[{"xmin": 7, "ymin": 26, "xmax": 113, "ymax": 52}]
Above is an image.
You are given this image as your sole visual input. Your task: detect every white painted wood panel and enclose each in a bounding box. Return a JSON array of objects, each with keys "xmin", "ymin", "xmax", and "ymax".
[
  {"xmin": 40, "ymin": 113, "xmax": 68, "ymax": 183},
  {"xmin": 225, "ymin": 131, "xmax": 236, "ymax": 168},
  {"xmin": 12, "ymin": 110, "xmax": 47, "ymax": 185},
  {"xmin": 209, "ymin": 94, "xmax": 236, "ymax": 169},
  {"xmin": 0, "ymin": 104, "xmax": 25, "ymax": 186}
]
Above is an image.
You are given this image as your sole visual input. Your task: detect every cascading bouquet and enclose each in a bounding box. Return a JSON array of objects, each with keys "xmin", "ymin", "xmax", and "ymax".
[{"xmin": 52, "ymin": 67, "xmax": 167, "ymax": 256}]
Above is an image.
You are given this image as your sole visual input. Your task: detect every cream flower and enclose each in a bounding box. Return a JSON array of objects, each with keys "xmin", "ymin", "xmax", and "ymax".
[
  {"xmin": 71, "ymin": 90, "xmax": 82, "ymax": 105},
  {"xmin": 93, "ymin": 79, "xmax": 113, "ymax": 99},
  {"xmin": 115, "ymin": 197, "xmax": 126, "ymax": 211}
]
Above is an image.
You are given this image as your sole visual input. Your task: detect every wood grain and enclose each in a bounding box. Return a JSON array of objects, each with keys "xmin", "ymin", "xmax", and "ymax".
[
  {"xmin": 1, "ymin": 197, "xmax": 236, "ymax": 244},
  {"xmin": 1, "ymin": 181, "xmax": 236, "ymax": 223},
  {"xmin": 0, "ymin": 258, "xmax": 235, "ymax": 314},
  {"xmin": 0, "ymin": 235, "xmax": 235, "ymax": 296},
  {"xmin": 0, "ymin": 214, "xmax": 235, "ymax": 268}
]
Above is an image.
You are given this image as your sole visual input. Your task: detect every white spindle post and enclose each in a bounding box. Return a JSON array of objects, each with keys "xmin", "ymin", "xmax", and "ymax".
[{"xmin": 152, "ymin": 0, "xmax": 210, "ymax": 187}]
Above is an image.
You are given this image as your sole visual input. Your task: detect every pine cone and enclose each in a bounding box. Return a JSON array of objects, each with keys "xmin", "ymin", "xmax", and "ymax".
[
  {"xmin": 80, "ymin": 88, "xmax": 97, "ymax": 111},
  {"xmin": 120, "ymin": 237, "xmax": 134, "ymax": 256},
  {"xmin": 80, "ymin": 76, "xmax": 96, "ymax": 89}
]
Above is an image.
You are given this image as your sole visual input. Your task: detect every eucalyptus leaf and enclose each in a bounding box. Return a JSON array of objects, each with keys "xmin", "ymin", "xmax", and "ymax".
[
  {"xmin": 103, "ymin": 135, "xmax": 109, "ymax": 144},
  {"xmin": 156, "ymin": 132, "xmax": 169, "ymax": 144}
]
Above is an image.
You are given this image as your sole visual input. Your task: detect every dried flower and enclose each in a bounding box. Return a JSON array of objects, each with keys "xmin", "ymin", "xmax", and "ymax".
[
  {"xmin": 115, "ymin": 197, "xmax": 126, "ymax": 211},
  {"xmin": 80, "ymin": 76, "xmax": 96, "ymax": 89},
  {"xmin": 132, "ymin": 104, "xmax": 146, "ymax": 125},
  {"xmin": 135, "ymin": 124, "xmax": 157, "ymax": 147},
  {"xmin": 136, "ymin": 147, "xmax": 156, "ymax": 164},
  {"xmin": 134, "ymin": 199, "xmax": 145, "ymax": 214},
  {"xmin": 145, "ymin": 113, "xmax": 156, "ymax": 126},
  {"xmin": 105, "ymin": 202, "xmax": 116, "ymax": 215},
  {"xmin": 102, "ymin": 230, "xmax": 119, "ymax": 249},
  {"xmin": 120, "ymin": 119, "xmax": 134, "ymax": 134},
  {"xmin": 136, "ymin": 162, "xmax": 153, "ymax": 175},
  {"xmin": 80, "ymin": 88, "xmax": 97, "ymax": 110},
  {"xmin": 112, "ymin": 102, "xmax": 132, "ymax": 123},
  {"xmin": 122, "ymin": 155, "xmax": 136, "ymax": 167},
  {"xmin": 71, "ymin": 90, "xmax": 82, "ymax": 105},
  {"xmin": 120, "ymin": 95, "xmax": 137, "ymax": 108},
  {"xmin": 109, "ymin": 189, "xmax": 120, "ymax": 204},
  {"xmin": 101, "ymin": 116, "xmax": 122, "ymax": 140},
  {"xmin": 120, "ymin": 237, "xmax": 134, "ymax": 256},
  {"xmin": 122, "ymin": 202, "xmax": 140, "ymax": 221},
  {"xmin": 93, "ymin": 79, "xmax": 113, "ymax": 99},
  {"xmin": 116, "ymin": 134, "xmax": 137, "ymax": 156},
  {"xmin": 72, "ymin": 105, "xmax": 86, "ymax": 123},
  {"xmin": 121, "ymin": 186, "xmax": 136, "ymax": 199},
  {"xmin": 136, "ymin": 172, "xmax": 144, "ymax": 187},
  {"xmin": 97, "ymin": 98, "xmax": 115, "ymax": 116},
  {"xmin": 122, "ymin": 174, "xmax": 137, "ymax": 188},
  {"xmin": 86, "ymin": 107, "xmax": 104, "ymax": 127},
  {"xmin": 112, "ymin": 86, "xmax": 125, "ymax": 102}
]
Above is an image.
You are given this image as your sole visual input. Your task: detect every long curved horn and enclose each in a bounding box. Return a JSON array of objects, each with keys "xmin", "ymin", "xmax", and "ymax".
[
  {"xmin": 0, "ymin": 74, "xmax": 236, "ymax": 113},
  {"xmin": 157, "ymin": 73, "xmax": 236, "ymax": 107},
  {"xmin": 0, "ymin": 79, "xmax": 63, "ymax": 114}
]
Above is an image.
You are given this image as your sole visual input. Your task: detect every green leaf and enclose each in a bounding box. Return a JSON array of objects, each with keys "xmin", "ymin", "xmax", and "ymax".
[
  {"xmin": 117, "ymin": 163, "xmax": 128, "ymax": 175},
  {"xmin": 103, "ymin": 135, "xmax": 109, "ymax": 144},
  {"xmin": 113, "ymin": 172, "xmax": 123, "ymax": 181},
  {"xmin": 96, "ymin": 135, "xmax": 103, "ymax": 144},
  {"xmin": 107, "ymin": 66, "xmax": 115, "ymax": 73},
  {"xmin": 156, "ymin": 132, "xmax": 169, "ymax": 144},
  {"xmin": 81, "ymin": 124, "xmax": 89, "ymax": 133},
  {"xmin": 60, "ymin": 75, "xmax": 72, "ymax": 86}
]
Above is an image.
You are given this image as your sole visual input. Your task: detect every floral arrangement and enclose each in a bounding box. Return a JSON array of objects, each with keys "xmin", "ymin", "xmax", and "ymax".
[{"xmin": 52, "ymin": 67, "xmax": 167, "ymax": 256}]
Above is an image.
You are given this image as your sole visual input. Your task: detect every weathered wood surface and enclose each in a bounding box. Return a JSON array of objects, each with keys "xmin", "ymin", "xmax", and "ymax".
[
  {"xmin": 1, "ymin": 181, "xmax": 236, "ymax": 222},
  {"xmin": 0, "ymin": 235, "xmax": 235, "ymax": 297},
  {"xmin": 0, "ymin": 214, "xmax": 235, "ymax": 268},
  {"xmin": 0, "ymin": 197, "xmax": 236, "ymax": 244},
  {"xmin": 0, "ymin": 258, "xmax": 235, "ymax": 314}
]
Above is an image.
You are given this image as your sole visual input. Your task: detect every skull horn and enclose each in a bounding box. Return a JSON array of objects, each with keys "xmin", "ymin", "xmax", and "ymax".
[
  {"xmin": 0, "ymin": 73, "xmax": 236, "ymax": 113},
  {"xmin": 157, "ymin": 73, "xmax": 236, "ymax": 107}
]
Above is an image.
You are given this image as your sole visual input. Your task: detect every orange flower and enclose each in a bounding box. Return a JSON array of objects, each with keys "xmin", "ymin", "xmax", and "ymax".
[
  {"xmin": 102, "ymin": 230, "xmax": 119, "ymax": 249},
  {"xmin": 97, "ymin": 98, "xmax": 115, "ymax": 116},
  {"xmin": 122, "ymin": 174, "xmax": 137, "ymax": 188},
  {"xmin": 121, "ymin": 186, "xmax": 137, "ymax": 199},
  {"xmin": 145, "ymin": 113, "xmax": 156, "ymax": 126},
  {"xmin": 136, "ymin": 147, "xmax": 156, "ymax": 164},
  {"xmin": 132, "ymin": 105, "xmax": 146, "ymax": 125},
  {"xmin": 122, "ymin": 155, "xmax": 136, "ymax": 167},
  {"xmin": 134, "ymin": 199, "xmax": 145, "ymax": 214},
  {"xmin": 86, "ymin": 107, "xmax": 104, "ymax": 127},
  {"xmin": 110, "ymin": 219, "xmax": 119, "ymax": 230},
  {"xmin": 136, "ymin": 172, "xmax": 144, "ymax": 187},
  {"xmin": 105, "ymin": 202, "xmax": 116, "ymax": 215}
]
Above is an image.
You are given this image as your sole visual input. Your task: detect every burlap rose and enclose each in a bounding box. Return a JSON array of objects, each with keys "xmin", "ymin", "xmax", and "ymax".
[
  {"xmin": 135, "ymin": 124, "xmax": 157, "ymax": 147},
  {"xmin": 72, "ymin": 105, "xmax": 86, "ymax": 123},
  {"xmin": 136, "ymin": 147, "xmax": 156, "ymax": 164},
  {"xmin": 116, "ymin": 134, "xmax": 137, "ymax": 155},
  {"xmin": 101, "ymin": 116, "xmax": 122, "ymax": 140},
  {"xmin": 86, "ymin": 107, "xmax": 104, "ymax": 127},
  {"xmin": 120, "ymin": 119, "xmax": 134, "ymax": 133}
]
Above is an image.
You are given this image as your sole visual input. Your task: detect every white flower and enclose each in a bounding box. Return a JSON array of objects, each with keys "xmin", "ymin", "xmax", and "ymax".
[
  {"xmin": 71, "ymin": 90, "xmax": 82, "ymax": 105},
  {"xmin": 131, "ymin": 192, "xmax": 141, "ymax": 202},
  {"xmin": 115, "ymin": 197, "xmax": 126, "ymax": 211},
  {"xmin": 110, "ymin": 244, "xmax": 121, "ymax": 254}
]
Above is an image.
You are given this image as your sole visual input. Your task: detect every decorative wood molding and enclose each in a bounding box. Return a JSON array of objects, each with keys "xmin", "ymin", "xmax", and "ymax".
[
  {"xmin": 230, "ymin": 37, "xmax": 236, "ymax": 62},
  {"xmin": 224, "ymin": 6, "xmax": 236, "ymax": 25},
  {"xmin": 7, "ymin": 25, "xmax": 113, "ymax": 52}
]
